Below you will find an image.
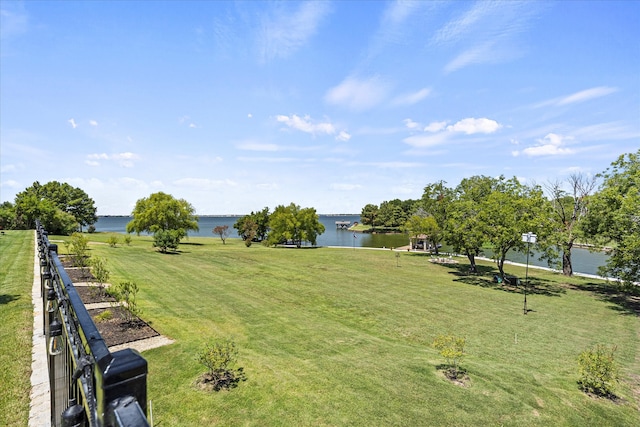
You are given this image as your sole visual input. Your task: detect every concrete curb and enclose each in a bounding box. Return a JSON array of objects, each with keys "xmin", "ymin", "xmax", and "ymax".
[{"xmin": 29, "ymin": 231, "xmax": 50, "ymax": 427}]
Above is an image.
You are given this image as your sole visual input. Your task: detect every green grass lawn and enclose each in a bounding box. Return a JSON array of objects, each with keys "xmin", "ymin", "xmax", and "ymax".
[
  {"xmin": 8, "ymin": 231, "xmax": 640, "ymax": 426},
  {"xmin": 0, "ymin": 230, "xmax": 34, "ymax": 427}
]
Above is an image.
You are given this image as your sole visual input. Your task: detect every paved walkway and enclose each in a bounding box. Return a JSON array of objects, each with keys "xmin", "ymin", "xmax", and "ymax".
[{"xmin": 29, "ymin": 231, "xmax": 50, "ymax": 427}]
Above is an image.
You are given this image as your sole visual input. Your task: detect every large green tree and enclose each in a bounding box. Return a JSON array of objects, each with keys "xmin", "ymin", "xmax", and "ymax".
[
  {"xmin": 126, "ymin": 192, "xmax": 199, "ymax": 242},
  {"xmin": 478, "ymin": 177, "xmax": 552, "ymax": 279},
  {"xmin": 545, "ymin": 174, "xmax": 597, "ymax": 276},
  {"xmin": 445, "ymin": 176, "xmax": 496, "ymax": 273},
  {"xmin": 584, "ymin": 151, "xmax": 640, "ymax": 288},
  {"xmin": 234, "ymin": 207, "xmax": 270, "ymax": 241},
  {"xmin": 12, "ymin": 181, "xmax": 97, "ymax": 234},
  {"xmin": 266, "ymin": 203, "xmax": 325, "ymax": 247}
]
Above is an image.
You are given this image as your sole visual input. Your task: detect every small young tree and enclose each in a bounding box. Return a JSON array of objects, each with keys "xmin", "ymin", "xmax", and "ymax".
[
  {"xmin": 197, "ymin": 338, "xmax": 246, "ymax": 391},
  {"xmin": 69, "ymin": 232, "xmax": 90, "ymax": 278},
  {"xmin": 213, "ymin": 225, "xmax": 230, "ymax": 244},
  {"xmin": 123, "ymin": 235, "xmax": 132, "ymax": 246},
  {"xmin": 89, "ymin": 257, "xmax": 110, "ymax": 298},
  {"xmin": 432, "ymin": 334, "xmax": 466, "ymax": 379},
  {"xmin": 152, "ymin": 229, "xmax": 181, "ymax": 253},
  {"xmin": 111, "ymin": 281, "xmax": 142, "ymax": 324},
  {"xmin": 577, "ymin": 344, "xmax": 619, "ymax": 397}
]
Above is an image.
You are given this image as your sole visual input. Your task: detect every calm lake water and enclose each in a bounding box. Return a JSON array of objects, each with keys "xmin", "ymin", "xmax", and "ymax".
[{"xmin": 95, "ymin": 215, "xmax": 608, "ymax": 276}]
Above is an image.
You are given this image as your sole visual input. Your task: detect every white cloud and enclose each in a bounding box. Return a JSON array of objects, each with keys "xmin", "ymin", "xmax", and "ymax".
[
  {"xmin": 403, "ymin": 132, "xmax": 452, "ymax": 148},
  {"xmin": 336, "ymin": 131, "xmax": 351, "ymax": 142},
  {"xmin": 247, "ymin": 113, "xmax": 253, "ymax": 118},
  {"xmin": 393, "ymin": 88, "xmax": 431, "ymax": 106},
  {"xmin": 324, "ymin": 76, "xmax": 391, "ymax": 111},
  {"xmin": 68, "ymin": 118, "xmax": 77, "ymax": 129},
  {"xmin": 446, "ymin": 118, "xmax": 502, "ymax": 134},
  {"xmin": 276, "ymin": 114, "xmax": 336, "ymax": 136},
  {"xmin": 85, "ymin": 152, "xmax": 139, "ymax": 167},
  {"xmin": 89, "ymin": 120, "xmax": 98, "ymax": 126},
  {"xmin": 404, "ymin": 119, "xmax": 421, "ymax": 130},
  {"xmin": 424, "ymin": 121, "xmax": 447, "ymax": 132},
  {"xmin": 516, "ymin": 133, "xmax": 575, "ymax": 157},
  {"xmin": 403, "ymin": 117, "xmax": 502, "ymax": 148},
  {"xmin": 258, "ymin": 1, "xmax": 331, "ymax": 62}
]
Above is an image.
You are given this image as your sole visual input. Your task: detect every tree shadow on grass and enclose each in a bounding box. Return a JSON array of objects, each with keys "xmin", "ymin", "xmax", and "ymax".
[
  {"xmin": 437, "ymin": 263, "xmax": 566, "ymax": 297},
  {"xmin": 0, "ymin": 294, "xmax": 20, "ymax": 305},
  {"xmin": 571, "ymin": 281, "xmax": 640, "ymax": 317}
]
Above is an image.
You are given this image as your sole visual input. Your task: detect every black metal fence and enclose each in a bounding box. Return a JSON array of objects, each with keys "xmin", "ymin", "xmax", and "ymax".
[{"xmin": 37, "ymin": 221, "xmax": 149, "ymax": 427}]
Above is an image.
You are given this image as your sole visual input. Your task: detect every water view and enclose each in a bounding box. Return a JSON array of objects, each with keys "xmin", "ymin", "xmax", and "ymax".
[{"xmin": 95, "ymin": 215, "xmax": 608, "ymax": 276}]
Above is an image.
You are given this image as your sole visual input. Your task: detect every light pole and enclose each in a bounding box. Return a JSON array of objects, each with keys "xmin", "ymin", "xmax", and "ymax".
[{"xmin": 521, "ymin": 232, "xmax": 537, "ymax": 315}]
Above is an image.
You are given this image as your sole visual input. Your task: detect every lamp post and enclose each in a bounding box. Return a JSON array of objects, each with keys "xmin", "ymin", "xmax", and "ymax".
[{"xmin": 521, "ymin": 232, "xmax": 537, "ymax": 315}]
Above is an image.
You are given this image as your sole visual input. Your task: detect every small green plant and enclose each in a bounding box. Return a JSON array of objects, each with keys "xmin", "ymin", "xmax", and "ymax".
[
  {"xmin": 111, "ymin": 281, "xmax": 142, "ymax": 324},
  {"xmin": 89, "ymin": 257, "xmax": 110, "ymax": 298},
  {"xmin": 123, "ymin": 235, "xmax": 132, "ymax": 245},
  {"xmin": 577, "ymin": 344, "xmax": 619, "ymax": 397},
  {"xmin": 107, "ymin": 235, "xmax": 119, "ymax": 247},
  {"xmin": 432, "ymin": 334, "xmax": 466, "ymax": 379},
  {"xmin": 197, "ymin": 339, "xmax": 246, "ymax": 391},
  {"xmin": 94, "ymin": 309, "xmax": 113, "ymax": 323}
]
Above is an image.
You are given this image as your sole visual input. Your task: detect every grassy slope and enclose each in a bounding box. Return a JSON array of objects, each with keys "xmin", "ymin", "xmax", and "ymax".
[
  {"xmin": 64, "ymin": 233, "xmax": 638, "ymax": 427},
  {"xmin": 0, "ymin": 231, "xmax": 34, "ymax": 427}
]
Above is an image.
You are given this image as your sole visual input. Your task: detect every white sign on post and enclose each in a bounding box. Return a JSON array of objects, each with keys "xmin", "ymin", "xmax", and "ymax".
[{"xmin": 521, "ymin": 232, "xmax": 537, "ymax": 243}]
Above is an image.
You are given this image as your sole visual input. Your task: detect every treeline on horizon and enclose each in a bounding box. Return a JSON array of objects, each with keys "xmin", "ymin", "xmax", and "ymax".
[{"xmin": 0, "ymin": 151, "xmax": 637, "ymax": 286}]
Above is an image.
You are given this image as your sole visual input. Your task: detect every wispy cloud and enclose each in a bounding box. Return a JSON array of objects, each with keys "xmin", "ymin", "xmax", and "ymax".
[
  {"xmin": 236, "ymin": 141, "xmax": 280, "ymax": 151},
  {"xmin": 173, "ymin": 178, "xmax": 237, "ymax": 190},
  {"xmin": 276, "ymin": 114, "xmax": 351, "ymax": 141},
  {"xmin": 433, "ymin": 1, "xmax": 540, "ymax": 73},
  {"xmin": 89, "ymin": 120, "xmax": 98, "ymax": 126},
  {"xmin": 258, "ymin": 1, "xmax": 331, "ymax": 62},
  {"xmin": 86, "ymin": 152, "xmax": 139, "ymax": 167},
  {"xmin": 68, "ymin": 118, "xmax": 78, "ymax": 129},
  {"xmin": 330, "ymin": 183, "xmax": 362, "ymax": 191},
  {"xmin": 0, "ymin": 3, "xmax": 28, "ymax": 39},
  {"xmin": 392, "ymin": 87, "xmax": 431, "ymax": 106},
  {"xmin": 534, "ymin": 86, "xmax": 618, "ymax": 108},
  {"xmin": 325, "ymin": 75, "xmax": 392, "ymax": 111}
]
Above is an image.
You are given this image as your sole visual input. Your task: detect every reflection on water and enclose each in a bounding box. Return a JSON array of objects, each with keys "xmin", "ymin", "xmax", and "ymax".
[{"xmin": 94, "ymin": 215, "xmax": 607, "ymax": 276}]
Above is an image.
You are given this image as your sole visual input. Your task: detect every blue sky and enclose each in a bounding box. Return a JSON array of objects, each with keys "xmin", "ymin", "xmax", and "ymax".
[{"xmin": 1, "ymin": 1, "xmax": 638, "ymax": 215}]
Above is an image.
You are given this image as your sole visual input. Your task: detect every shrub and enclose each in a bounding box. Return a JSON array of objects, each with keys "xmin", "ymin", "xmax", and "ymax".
[
  {"xmin": 107, "ymin": 235, "xmax": 119, "ymax": 247},
  {"xmin": 577, "ymin": 344, "xmax": 619, "ymax": 397},
  {"xmin": 197, "ymin": 339, "xmax": 246, "ymax": 391},
  {"xmin": 87, "ymin": 225, "xmax": 96, "ymax": 233},
  {"xmin": 123, "ymin": 235, "xmax": 132, "ymax": 245},
  {"xmin": 152, "ymin": 229, "xmax": 181, "ymax": 253},
  {"xmin": 432, "ymin": 334, "xmax": 466, "ymax": 379}
]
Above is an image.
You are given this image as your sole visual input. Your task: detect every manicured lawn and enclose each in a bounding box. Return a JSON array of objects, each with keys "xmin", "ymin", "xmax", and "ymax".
[
  {"xmin": 0, "ymin": 230, "xmax": 34, "ymax": 427},
  {"xmin": 11, "ymin": 231, "xmax": 640, "ymax": 426}
]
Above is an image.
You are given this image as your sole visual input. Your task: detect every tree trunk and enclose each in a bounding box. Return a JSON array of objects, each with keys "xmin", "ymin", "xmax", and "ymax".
[
  {"xmin": 466, "ymin": 251, "xmax": 477, "ymax": 273},
  {"xmin": 497, "ymin": 255, "xmax": 506, "ymax": 278},
  {"xmin": 562, "ymin": 242, "xmax": 573, "ymax": 276}
]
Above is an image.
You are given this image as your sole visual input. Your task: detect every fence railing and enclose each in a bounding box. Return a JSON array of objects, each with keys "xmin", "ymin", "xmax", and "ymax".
[{"xmin": 37, "ymin": 221, "xmax": 149, "ymax": 427}]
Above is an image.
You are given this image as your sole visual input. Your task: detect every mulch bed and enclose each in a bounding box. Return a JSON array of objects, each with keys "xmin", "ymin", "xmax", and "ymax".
[
  {"xmin": 59, "ymin": 257, "xmax": 159, "ymax": 347},
  {"xmin": 88, "ymin": 306, "xmax": 159, "ymax": 348}
]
